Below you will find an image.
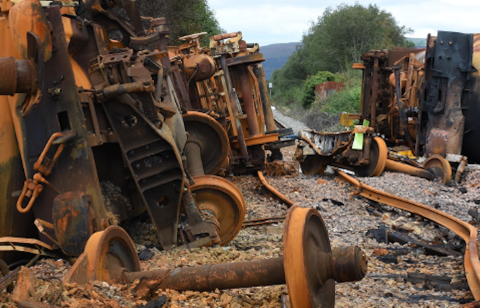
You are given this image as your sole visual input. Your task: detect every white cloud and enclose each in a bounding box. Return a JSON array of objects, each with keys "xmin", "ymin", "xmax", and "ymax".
[{"xmin": 208, "ymin": 0, "xmax": 480, "ymax": 46}]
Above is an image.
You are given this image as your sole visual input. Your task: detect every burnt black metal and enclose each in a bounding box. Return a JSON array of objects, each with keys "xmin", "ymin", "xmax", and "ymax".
[
  {"xmin": 19, "ymin": 7, "xmax": 108, "ymax": 245},
  {"xmin": 102, "ymin": 95, "xmax": 184, "ymax": 250},
  {"xmin": 53, "ymin": 191, "xmax": 92, "ymax": 256},
  {"xmin": 418, "ymin": 31, "xmax": 475, "ymax": 156}
]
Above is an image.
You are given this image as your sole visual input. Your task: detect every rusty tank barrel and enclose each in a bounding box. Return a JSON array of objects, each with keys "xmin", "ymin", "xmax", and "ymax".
[
  {"xmin": 237, "ymin": 65, "xmax": 260, "ymax": 136},
  {"xmin": 0, "ymin": 57, "xmax": 34, "ymax": 95},
  {"xmin": 122, "ymin": 245, "xmax": 367, "ymax": 292},
  {"xmin": 253, "ymin": 64, "xmax": 276, "ymax": 132},
  {"xmin": 385, "ymin": 159, "xmax": 434, "ymax": 180},
  {"xmin": 184, "ymin": 54, "xmax": 216, "ymax": 82}
]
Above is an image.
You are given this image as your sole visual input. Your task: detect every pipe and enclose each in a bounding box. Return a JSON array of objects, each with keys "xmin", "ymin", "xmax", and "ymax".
[
  {"xmin": 219, "ymin": 55, "xmax": 248, "ymax": 159},
  {"xmin": 385, "ymin": 159, "xmax": 433, "ymax": 180},
  {"xmin": 237, "ymin": 65, "xmax": 260, "ymax": 136}
]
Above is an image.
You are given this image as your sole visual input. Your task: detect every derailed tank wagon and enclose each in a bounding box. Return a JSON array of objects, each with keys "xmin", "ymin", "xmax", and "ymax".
[
  {"xmin": 0, "ymin": 0, "xmax": 248, "ymax": 263},
  {"xmin": 296, "ymin": 31, "xmax": 480, "ymax": 183}
]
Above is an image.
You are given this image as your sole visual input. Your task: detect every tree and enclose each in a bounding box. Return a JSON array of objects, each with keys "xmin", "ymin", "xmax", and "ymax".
[
  {"xmin": 137, "ymin": 0, "xmax": 225, "ymax": 46},
  {"xmin": 271, "ymin": 2, "xmax": 414, "ymax": 104},
  {"xmin": 300, "ymin": 3, "xmax": 413, "ymax": 73}
]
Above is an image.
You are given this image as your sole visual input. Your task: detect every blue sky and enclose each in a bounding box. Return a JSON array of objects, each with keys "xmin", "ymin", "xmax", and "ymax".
[{"xmin": 208, "ymin": 0, "xmax": 480, "ymax": 46}]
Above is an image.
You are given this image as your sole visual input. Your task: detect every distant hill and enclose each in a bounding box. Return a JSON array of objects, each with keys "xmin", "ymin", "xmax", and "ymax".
[
  {"xmin": 260, "ymin": 39, "xmax": 426, "ymax": 80},
  {"xmin": 407, "ymin": 38, "xmax": 426, "ymax": 48},
  {"xmin": 260, "ymin": 42, "xmax": 300, "ymax": 80}
]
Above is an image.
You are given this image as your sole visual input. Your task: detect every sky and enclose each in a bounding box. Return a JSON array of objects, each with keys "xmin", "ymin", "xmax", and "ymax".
[{"xmin": 208, "ymin": 0, "xmax": 480, "ymax": 47}]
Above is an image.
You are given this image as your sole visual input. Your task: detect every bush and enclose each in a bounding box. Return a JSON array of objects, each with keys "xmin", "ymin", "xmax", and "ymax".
[
  {"xmin": 301, "ymin": 71, "xmax": 336, "ymax": 108},
  {"xmin": 319, "ymin": 85, "xmax": 361, "ymax": 115},
  {"xmin": 271, "ymin": 84, "xmax": 303, "ymax": 107}
]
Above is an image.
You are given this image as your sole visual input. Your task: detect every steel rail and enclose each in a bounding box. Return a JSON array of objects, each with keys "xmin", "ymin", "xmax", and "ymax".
[
  {"xmin": 257, "ymin": 171, "xmax": 296, "ymax": 208},
  {"xmin": 335, "ymin": 169, "xmax": 480, "ymax": 300},
  {"xmin": 274, "ymin": 118, "xmax": 286, "ymax": 129},
  {"xmin": 242, "ymin": 216, "xmax": 286, "ymax": 228}
]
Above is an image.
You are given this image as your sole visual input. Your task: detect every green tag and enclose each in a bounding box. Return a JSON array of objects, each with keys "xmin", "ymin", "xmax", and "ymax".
[
  {"xmin": 352, "ymin": 132, "xmax": 364, "ymax": 150},
  {"xmin": 363, "ymin": 119, "xmax": 370, "ymax": 127}
]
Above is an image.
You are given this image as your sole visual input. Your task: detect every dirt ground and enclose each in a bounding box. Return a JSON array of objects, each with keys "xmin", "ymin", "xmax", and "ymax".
[{"xmin": 1, "ymin": 145, "xmax": 478, "ymax": 307}]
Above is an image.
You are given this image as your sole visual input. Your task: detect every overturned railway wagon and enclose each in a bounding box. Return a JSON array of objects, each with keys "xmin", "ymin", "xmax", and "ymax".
[
  {"xmin": 296, "ymin": 31, "xmax": 480, "ymax": 183},
  {"xmin": 0, "ymin": 0, "xmax": 250, "ymax": 263}
]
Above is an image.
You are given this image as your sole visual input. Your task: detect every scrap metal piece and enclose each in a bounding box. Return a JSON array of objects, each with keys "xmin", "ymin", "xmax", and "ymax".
[
  {"xmin": 265, "ymin": 160, "xmax": 297, "ymax": 176},
  {"xmin": 257, "ymin": 171, "xmax": 296, "ymax": 208},
  {"xmin": 336, "ymin": 170, "xmax": 480, "ymax": 300}
]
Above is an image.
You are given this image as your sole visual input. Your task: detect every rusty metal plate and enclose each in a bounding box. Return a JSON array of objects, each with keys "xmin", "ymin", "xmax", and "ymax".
[
  {"xmin": 53, "ymin": 191, "xmax": 92, "ymax": 256},
  {"xmin": 226, "ymin": 53, "xmax": 265, "ymax": 67}
]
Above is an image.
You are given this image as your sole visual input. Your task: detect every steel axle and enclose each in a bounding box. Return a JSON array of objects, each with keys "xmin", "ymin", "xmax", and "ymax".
[
  {"xmin": 121, "ymin": 245, "xmax": 366, "ymax": 292},
  {"xmin": 66, "ymin": 207, "xmax": 367, "ymax": 307}
]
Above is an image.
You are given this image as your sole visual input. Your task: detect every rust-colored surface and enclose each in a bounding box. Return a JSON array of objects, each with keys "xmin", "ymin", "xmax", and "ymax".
[
  {"xmin": 265, "ymin": 160, "xmax": 296, "ymax": 176},
  {"xmin": 314, "ymin": 81, "xmax": 344, "ymax": 99},
  {"xmin": 211, "ymin": 32, "xmax": 239, "ymax": 41},
  {"xmin": 9, "ymin": 0, "xmax": 52, "ymax": 61},
  {"xmin": 128, "ymin": 257, "xmax": 285, "ymax": 297},
  {"xmin": 183, "ymin": 111, "xmax": 230, "ymax": 176},
  {"xmin": 52, "ymin": 191, "xmax": 92, "ymax": 256},
  {"xmin": 231, "ymin": 133, "xmax": 279, "ymax": 148},
  {"xmin": 237, "ymin": 65, "xmax": 260, "ymax": 137},
  {"xmin": 184, "ymin": 54, "xmax": 216, "ymax": 82},
  {"xmin": 82, "ymin": 226, "xmax": 140, "ymax": 284},
  {"xmin": 282, "ymin": 206, "xmax": 365, "ymax": 308},
  {"xmin": 190, "ymin": 175, "xmax": 246, "ymax": 246},
  {"xmin": 65, "ymin": 207, "xmax": 366, "ymax": 307},
  {"xmin": 331, "ymin": 246, "xmax": 367, "ymax": 283},
  {"xmin": 336, "ymin": 170, "xmax": 480, "ymax": 300},
  {"xmin": 119, "ymin": 207, "xmax": 365, "ymax": 307},
  {"xmin": 385, "ymin": 159, "xmax": 434, "ymax": 181},
  {"xmin": 354, "ymin": 136, "xmax": 387, "ymax": 177},
  {"xmin": 11, "ymin": 267, "xmax": 36, "ymax": 303},
  {"xmin": 423, "ymin": 154, "xmax": 452, "ymax": 184},
  {"xmin": 257, "ymin": 171, "xmax": 296, "ymax": 208}
]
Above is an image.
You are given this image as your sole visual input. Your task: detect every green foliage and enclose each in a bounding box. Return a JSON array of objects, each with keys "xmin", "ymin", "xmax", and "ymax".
[
  {"xmin": 301, "ymin": 71, "xmax": 336, "ymax": 108},
  {"xmin": 270, "ymin": 2, "xmax": 413, "ymax": 107},
  {"xmin": 318, "ymin": 86, "xmax": 361, "ymax": 115},
  {"xmin": 137, "ymin": 0, "xmax": 224, "ymax": 46},
  {"xmin": 407, "ymin": 38, "xmax": 426, "ymax": 48},
  {"xmin": 301, "ymin": 3, "xmax": 413, "ymax": 73}
]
